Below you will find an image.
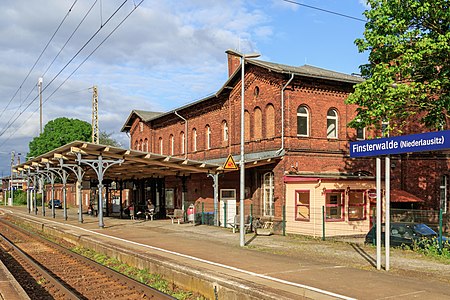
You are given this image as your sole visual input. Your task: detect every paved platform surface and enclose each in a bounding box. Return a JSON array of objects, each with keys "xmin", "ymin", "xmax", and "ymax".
[
  {"xmin": 0, "ymin": 258, "xmax": 30, "ymax": 300},
  {"xmin": 2, "ymin": 206, "xmax": 450, "ymax": 300}
]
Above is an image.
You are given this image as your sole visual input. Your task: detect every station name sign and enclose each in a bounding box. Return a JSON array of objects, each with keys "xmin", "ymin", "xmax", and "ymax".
[{"xmin": 350, "ymin": 130, "xmax": 450, "ymax": 158}]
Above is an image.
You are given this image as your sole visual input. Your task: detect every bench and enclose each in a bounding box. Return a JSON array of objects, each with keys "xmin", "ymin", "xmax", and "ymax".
[
  {"xmin": 228, "ymin": 215, "xmax": 252, "ymax": 233},
  {"xmin": 254, "ymin": 220, "xmax": 273, "ymax": 236},
  {"xmin": 167, "ymin": 209, "xmax": 184, "ymax": 224}
]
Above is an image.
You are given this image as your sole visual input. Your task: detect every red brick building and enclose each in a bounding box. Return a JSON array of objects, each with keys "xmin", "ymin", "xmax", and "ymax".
[{"xmin": 122, "ymin": 50, "xmax": 448, "ymax": 236}]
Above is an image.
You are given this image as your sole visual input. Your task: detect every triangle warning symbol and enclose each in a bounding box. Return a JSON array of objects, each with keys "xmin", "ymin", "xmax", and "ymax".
[{"xmin": 223, "ymin": 154, "xmax": 238, "ymax": 170}]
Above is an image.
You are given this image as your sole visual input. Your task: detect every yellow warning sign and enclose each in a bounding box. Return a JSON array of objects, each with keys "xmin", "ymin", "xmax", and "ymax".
[{"xmin": 223, "ymin": 154, "xmax": 238, "ymax": 170}]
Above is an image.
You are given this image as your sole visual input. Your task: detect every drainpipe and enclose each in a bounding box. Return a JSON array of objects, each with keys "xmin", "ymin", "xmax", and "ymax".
[
  {"xmin": 174, "ymin": 111, "xmax": 188, "ymax": 159},
  {"xmin": 277, "ymin": 73, "xmax": 295, "ymax": 155}
]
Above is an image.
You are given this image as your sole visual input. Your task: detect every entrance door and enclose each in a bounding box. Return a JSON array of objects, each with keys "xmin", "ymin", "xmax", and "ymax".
[{"xmin": 220, "ymin": 189, "xmax": 236, "ymax": 227}]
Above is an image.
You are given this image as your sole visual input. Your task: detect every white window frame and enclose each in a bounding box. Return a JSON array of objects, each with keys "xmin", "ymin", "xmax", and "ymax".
[
  {"xmin": 327, "ymin": 109, "xmax": 338, "ymax": 139},
  {"xmin": 181, "ymin": 132, "xmax": 185, "ymax": 154},
  {"xmin": 170, "ymin": 134, "xmax": 174, "ymax": 155},
  {"xmin": 263, "ymin": 172, "xmax": 274, "ymax": 217},
  {"xmin": 382, "ymin": 120, "xmax": 389, "ymax": 137},
  {"xmin": 192, "ymin": 128, "xmax": 197, "ymax": 152},
  {"xmin": 223, "ymin": 121, "xmax": 228, "ymax": 141},
  {"xmin": 356, "ymin": 127, "xmax": 365, "ymax": 140},
  {"xmin": 206, "ymin": 125, "xmax": 211, "ymax": 150},
  {"xmin": 297, "ymin": 105, "xmax": 309, "ymax": 136},
  {"xmin": 159, "ymin": 137, "xmax": 163, "ymax": 155}
]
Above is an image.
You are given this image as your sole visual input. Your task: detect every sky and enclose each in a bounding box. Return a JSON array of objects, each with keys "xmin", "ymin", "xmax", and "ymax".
[{"xmin": 0, "ymin": 0, "xmax": 370, "ymax": 176}]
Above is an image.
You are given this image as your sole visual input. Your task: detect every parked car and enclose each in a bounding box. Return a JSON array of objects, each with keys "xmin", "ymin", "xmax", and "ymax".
[
  {"xmin": 365, "ymin": 222, "xmax": 448, "ymax": 248},
  {"xmin": 48, "ymin": 199, "xmax": 62, "ymax": 209}
]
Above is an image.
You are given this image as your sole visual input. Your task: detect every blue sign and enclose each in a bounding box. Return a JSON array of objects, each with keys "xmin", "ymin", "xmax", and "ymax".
[{"xmin": 350, "ymin": 130, "xmax": 450, "ymax": 158}]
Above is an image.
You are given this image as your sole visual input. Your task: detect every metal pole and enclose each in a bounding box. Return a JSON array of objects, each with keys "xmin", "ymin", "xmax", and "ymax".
[
  {"xmin": 239, "ymin": 55, "xmax": 246, "ymax": 247},
  {"xmin": 33, "ymin": 176, "xmax": 37, "ymax": 215},
  {"xmin": 51, "ymin": 178, "xmax": 55, "ymax": 218},
  {"xmin": 322, "ymin": 205, "xmax": 325, "ymax": 241},
  {"xmin": 213, "ymin": 174, "xmax": 219, "ymax": 226},
  {"xmin": 38, "ymin": 77, "xmax": 43, "ymax": 134},
  {"xmin": 41, "ymin": 177, "xmax": 45, "ymax": 216},
  {"xmin": 77, "ymin": 180, "xmax": 83, "ymax": 223},
  {"xmin": 224, "ymin": 201, "xmax": 227, "ymax": 228},
  {"xmin": 385, "ymin": 156, "xmax": 390, "ymax": 271},
  {"xmin": 10, "ymin": 151, "xmax": 14, "ymax": 206},
  {"xmin": 439, "ymin": 208, "xmax": 443, "ymax": 251},
  {"xmin": 63, "ymin": 183, "xmax": 67, "ymax": 220},
  {"xmin": 26, "ymin": 176, "xmax": 30, "ymax": 213},
  {"xmin": 98, "ymin": 156, "xmax": 104, "ymax": 228},
  {"xmin": 376, "ymin": 157, "xmax": 382, "ymax": 270}
]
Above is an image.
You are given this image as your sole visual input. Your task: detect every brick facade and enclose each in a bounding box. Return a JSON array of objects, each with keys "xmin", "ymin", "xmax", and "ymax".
[{"xmin": 123, "ymin": 51, "xmax": 449, "ymax": 233}]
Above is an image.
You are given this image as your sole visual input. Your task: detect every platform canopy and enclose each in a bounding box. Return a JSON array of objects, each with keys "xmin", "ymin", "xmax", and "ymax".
[{"xmin": 13, "ymin": 141, "xmax": 222, "ymax": 181}]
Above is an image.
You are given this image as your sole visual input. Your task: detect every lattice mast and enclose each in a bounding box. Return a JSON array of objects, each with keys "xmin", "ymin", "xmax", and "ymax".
[{"xmin": 92, "ymin": 86, "xmax": 99, "ymax": 144}]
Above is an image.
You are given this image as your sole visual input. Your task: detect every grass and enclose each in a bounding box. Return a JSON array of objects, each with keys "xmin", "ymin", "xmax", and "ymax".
[
  {"xmin": 72, "ymin": 246, "xmax": 206, "ymax": 300},
  {"xmin": 8, "ymin": 218, "xmax": 205, "ymax": 300},
  {"xmin": 412, "ymin": 238, "xmax": 450, "ymax": 263}
]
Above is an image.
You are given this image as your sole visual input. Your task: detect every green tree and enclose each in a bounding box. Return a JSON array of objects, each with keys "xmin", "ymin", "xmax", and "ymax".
[
  {"xmin": 347, "ymin": 0, "xmax": 450, "ymax": 133},
  {"xmin": 28, "ymin": 117, "xmax": 91, "ymax": 158},
  {"xmin": 99, "ymin": 131, "xmax": 122, "ymax": 147}
]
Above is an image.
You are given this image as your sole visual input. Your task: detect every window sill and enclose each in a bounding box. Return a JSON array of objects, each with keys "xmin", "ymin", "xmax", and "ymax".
[{"xmin": 325, "ymin": 218, "xmax": 344, "ymax": 222}]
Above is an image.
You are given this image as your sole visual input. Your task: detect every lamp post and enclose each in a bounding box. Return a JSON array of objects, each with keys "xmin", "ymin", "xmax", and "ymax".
[
  {"xmin": 226, "ymin": 49, "xmax": 260, "ymax": 247},
  {"xmin": 10, "ymin": 151, "xmax": 15, "ymax": 206}
]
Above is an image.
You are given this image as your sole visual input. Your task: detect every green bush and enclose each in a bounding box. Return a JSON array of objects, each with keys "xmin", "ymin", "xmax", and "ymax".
[
  {"xmin": 13, "ymin": 190, "xmax": 27, "ymax": 205},
  {"xmin": 413, "ymin": 237, "xmax": 450, "ymax": 260}
]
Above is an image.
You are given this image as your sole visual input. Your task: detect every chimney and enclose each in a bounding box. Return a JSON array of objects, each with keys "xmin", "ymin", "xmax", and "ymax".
[{"xmin": 226, "ymin": 50, "xmax": 241, "ymax": 77}]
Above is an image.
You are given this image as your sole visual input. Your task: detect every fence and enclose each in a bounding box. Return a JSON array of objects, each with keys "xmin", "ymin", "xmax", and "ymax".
[{"xmin": 391, "ymin": 208, "xmax": 448, "ymax": 235}]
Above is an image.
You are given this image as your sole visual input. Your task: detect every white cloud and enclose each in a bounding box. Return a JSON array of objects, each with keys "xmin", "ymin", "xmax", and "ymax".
[
  {"xmin": 0, "ymin": 0, "xmax": 369, "ymax": 175},
  {"xmin": 0, "ymin": 0, "xmax": 275, "ymax": 174}
]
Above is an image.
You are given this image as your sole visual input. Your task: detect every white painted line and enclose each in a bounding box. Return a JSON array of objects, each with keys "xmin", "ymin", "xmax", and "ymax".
[
  {"xmin": 7, "ymin": 210, "xmax": 356, "ymax": 300},
  {"xmin": 264, "ymin": 265, "xmax": 345, "ymax": 276},
  {"xmin": 376, "ymin": 290, "xmax": 426, "ymax": 299}
]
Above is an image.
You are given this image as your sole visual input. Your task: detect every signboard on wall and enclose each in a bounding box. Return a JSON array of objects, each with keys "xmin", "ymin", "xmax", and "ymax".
[{"xmin": 350, "ymin": 130, "xmax": 450, "ymax": 158}]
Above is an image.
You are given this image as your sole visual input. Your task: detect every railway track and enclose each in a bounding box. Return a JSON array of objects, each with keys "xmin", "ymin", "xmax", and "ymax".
[{"xmin": 0, "ymin": 219, "xmax": 174, "ymax": 300}]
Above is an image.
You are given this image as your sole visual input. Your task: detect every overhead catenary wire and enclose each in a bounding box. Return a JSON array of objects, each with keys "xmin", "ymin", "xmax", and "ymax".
[
  {"xmin": 3, "ymin": 0, "xmax": 105, "ymax": 137},
  {"xmin": 281, "ymin": 0, "xmax": 366, "ymax": 23},
  {"xmin": 0, "ymin": 0, "xmax": 79, "ymax": 121},
  {"xmin": 0, "ymin": 0, "xmax": 130, "ymax": 140},
  {"xmin": 0, "ymin": 0, "xmax": 145, "ymax": 148},
  {"xmin": 42, "ymin": 0, "xmax": 99, "ymax": 78}
]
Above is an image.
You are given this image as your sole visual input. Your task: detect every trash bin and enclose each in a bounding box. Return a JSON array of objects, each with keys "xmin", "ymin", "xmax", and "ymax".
[{"xmin": 187, "ymin": 204, "xmax": 195, "ymax": 223}]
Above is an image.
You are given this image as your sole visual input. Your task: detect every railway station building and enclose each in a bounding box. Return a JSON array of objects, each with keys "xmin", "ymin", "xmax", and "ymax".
[
  {"xmin": 15, "ymin": 50, "xmax": 450, "ymax": 237},
  {"xmin": 120, "ymin": 50, "xmax": 447, "ymax": 236}
]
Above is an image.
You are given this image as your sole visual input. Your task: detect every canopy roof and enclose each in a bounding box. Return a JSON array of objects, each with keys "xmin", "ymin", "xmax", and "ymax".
[{"xmin": 14, "ymin": 141, "xmax": 222, "ymax": 181}]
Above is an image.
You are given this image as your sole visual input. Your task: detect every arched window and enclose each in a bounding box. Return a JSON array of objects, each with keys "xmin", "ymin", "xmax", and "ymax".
[
  {"xmin": 244, "ymin": 110, "xmax": 250, "ymax": 141},
  {"xmin": 180, "ymin": 132, "xmax": 185, "ymax": 154},
  {"xmin": 169, "ymin": 134, "xmax": 174, "ymax": 155},
  {"xmin": 254, "ymin": 107, "xmax": 262, "ymax": 140},
  {"xmin": 297, "ymin": 105, "xmax": 309, "ymax": 136},
  {"xmin": 263, "ymin": 172, "xmax": 274, "ymax": 217},
  {"xmin": 222, "ymin": 121, "xmax": 228, "ymax": 142},
  {"xmin": 139, "ymin": 139, "xmax": 143, "ymax": 151},
  {"xmin": 192, "ymin": 128, "xmax": 197, "ymax": 152},
  {"xmin": 326, "ymin": 108, "xmax": 338, "ymax": 139},
  {"xmin": 134, "ymin": 140, "xmax": 138, "ymax": 150},
  {"xmin": 205, "ymin": 125, "xmax": 211, "ymax": 150},
  {"xmin": 144, "ymin": 138, "xmax": 148, "ymax": 152},
  {"xmin": 266, "ymin": 104, "xmax": 275, "ymax": 138},
  {"xmin": 159, "ymin": 137, "xmax": 163, "ymax": 154}
]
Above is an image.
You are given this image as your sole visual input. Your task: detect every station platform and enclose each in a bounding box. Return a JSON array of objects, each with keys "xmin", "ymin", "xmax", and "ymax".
[
  {"xmin": 0, "ymin": 249, "xmax": 30, "ymax": 300},
  {"xmin": 1, "ymin": 206, "xmax": 449, "ymax": 300}
]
